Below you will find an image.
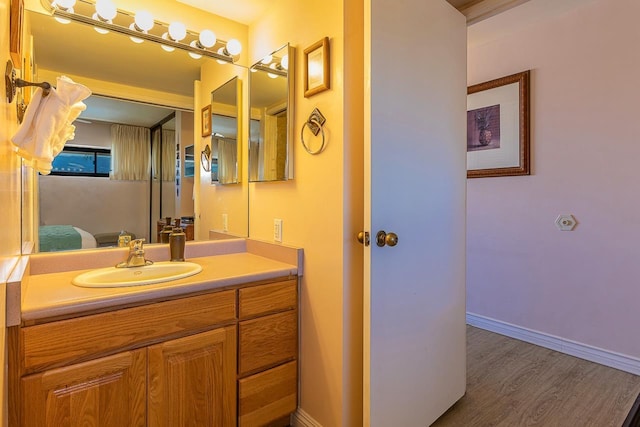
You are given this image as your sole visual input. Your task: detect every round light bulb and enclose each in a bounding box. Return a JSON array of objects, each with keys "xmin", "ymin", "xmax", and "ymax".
[
  {"xmin": 95, "ymin": 0, "xmax": 116, "ymax": 21},
  {"xmin": 268, "ymin": 63, "xmax": 279, "ymax": 78},
  {"xmin": 54, "ymin": 0, "xmax": 76, "ymax": 9},
  {"xmin": 216, "ymin": 47, "xmax": 227, "ymax": 64},
  {"xmin": 261, "ymin": 55, "xmax": 273, "ymax": 65},
  {"xmin": 54, "ymin": 15, "xmax": 72, "ymax": 24},
  {"xmin": 129, "ymin": 24, "xmax": 144, "ymax": 43},
  {"xmin": 168, "ymin": 22, "xmax": 186, "ymax": 42},
  {"xmin": 92, "ymin": 14, "xmax": 110, "ymax": 33},
  {"xmin": 134, "ymin": 10, "xmax": 154, "ymax": 32},
  {"xmin": 226, "ymin": 39, "xmax": 242, "ymax": 56},
  {"xmin": 188, "ymin": 41, "xmax": 203, "ymax": 59},
  {"xmin": 199, "ymin": 30, "xmax": 217, "ymax": 48},
  {"xmin": 281, "ymin": 54, "xmax": 289, "ymax": 70},
  {"xmin": 161, "ymin": 33, "xmax": 175, "ymax": 52}
]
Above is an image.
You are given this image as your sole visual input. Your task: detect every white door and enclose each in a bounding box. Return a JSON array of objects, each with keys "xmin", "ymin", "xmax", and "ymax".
[{"xmin": 363, "ymin": 1, "xmax": 467, "ymax": 426}]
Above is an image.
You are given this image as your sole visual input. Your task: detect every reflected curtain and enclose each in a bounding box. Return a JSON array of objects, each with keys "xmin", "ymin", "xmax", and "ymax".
[
  {"xmin": 218, "ymin": 137, "xmax": 237, "ymax": 184},
  {"xmin": 110, "ymin": 124, "xmax": 151, "ymax": 180},
  {"xmin": 152, "ymin": 129, "xmax": 176, "ymax": 182},
  {"xmin": 263, "ymin": 114, "xmax": 278, "ymax": 180}
]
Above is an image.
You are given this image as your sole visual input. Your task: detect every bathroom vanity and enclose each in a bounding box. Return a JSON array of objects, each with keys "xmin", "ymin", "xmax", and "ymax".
[{"xmin": 7, "ymin": 239, "xmax": 302, "ymax": 427}]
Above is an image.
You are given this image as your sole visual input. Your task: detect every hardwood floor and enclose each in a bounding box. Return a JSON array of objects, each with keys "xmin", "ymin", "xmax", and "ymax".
[{"xmin": 432, "ymin": 326, "xmax": 640, "ymax": 427}]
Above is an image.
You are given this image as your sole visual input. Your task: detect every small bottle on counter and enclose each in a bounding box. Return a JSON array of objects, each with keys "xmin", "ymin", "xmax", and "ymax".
[
  {"xmin": 169, "ymin": 227, "xmax": 186, "ymax": 262},
  {"xmin": 160, "ymin": 225, "xmax": 173, "ymax": 243}
]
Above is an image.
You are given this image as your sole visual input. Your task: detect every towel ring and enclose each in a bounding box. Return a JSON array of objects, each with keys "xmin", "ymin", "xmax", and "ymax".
[
  {"xmin": 301, "ymin": 108, "xmax": 327, "ymax": 155},
  {"xmin": 301, "ymin": 118, "xmax": 326, "ymax": 155}
]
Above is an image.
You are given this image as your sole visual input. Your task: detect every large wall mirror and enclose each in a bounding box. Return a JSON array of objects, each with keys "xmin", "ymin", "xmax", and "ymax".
[
  {"xmin": 210, "ymin": 77, "xmax": 239, "ymax": 185},
  {"xmin": 249, "ymin": 44, "xmax": 295, "ymax": 182},
  {"xmin": 22, "ymin": 6, "xmax": 249, "ymax": 253}
]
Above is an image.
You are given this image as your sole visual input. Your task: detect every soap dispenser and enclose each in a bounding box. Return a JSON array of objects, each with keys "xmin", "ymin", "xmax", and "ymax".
[
  {"xmin": 160, "ymin": 225, "xmax": 173, "ymax": 243},
  {"xmin": 169, "ymin": 227, "xmax": 186, "ymax": 262}
]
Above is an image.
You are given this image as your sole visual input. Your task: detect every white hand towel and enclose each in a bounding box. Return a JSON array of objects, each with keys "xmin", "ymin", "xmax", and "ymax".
[{"xmin": 11, "ymin": 76, "xmax": 91, "ymax": 174}]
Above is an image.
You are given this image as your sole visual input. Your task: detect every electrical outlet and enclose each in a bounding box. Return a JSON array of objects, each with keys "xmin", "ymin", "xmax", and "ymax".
[
  {"xmin": 222, "ymin": 214, "xmax": 228, "ymax": 232},
  {"xmin": 274, "ymin": 218, "xmax": 283, "ymax": 243}
]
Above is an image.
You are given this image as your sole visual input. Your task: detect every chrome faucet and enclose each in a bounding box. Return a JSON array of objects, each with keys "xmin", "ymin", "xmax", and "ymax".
[{"xmin": 116, "ymin": 238, "xmax": 153, "ymax": 268}]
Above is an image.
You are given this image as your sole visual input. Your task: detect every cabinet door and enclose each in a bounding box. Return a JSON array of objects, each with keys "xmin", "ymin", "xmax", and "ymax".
[
  {"xmin": 148, "ymin": 326, "xmax": 237, "ymax": 427},
  {"xmin": 22, "ymin": 349, "xmax": 146, "ymax": 427}
]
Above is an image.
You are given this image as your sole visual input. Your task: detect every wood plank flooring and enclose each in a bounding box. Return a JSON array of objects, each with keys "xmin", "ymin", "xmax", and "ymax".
[{"xmin": 432, "ymin": 326, "xmax": 640, "ymax": 427}]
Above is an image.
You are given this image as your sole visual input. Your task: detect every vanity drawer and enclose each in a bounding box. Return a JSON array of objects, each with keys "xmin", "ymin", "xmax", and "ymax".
[
  {"xmin": 238, "ymin": 360, "xmax": 297, "ymax": 427},
  {"xmin": 238, "ymin": 279, "xmax": 297, "ymax": 319},
  {"xmin": 21, "ymin": 290, "xmax": 236, "ymax": 374},
  {"xmin": 238, "ymin": 310, "xmax": 297, "ymax": 376}
]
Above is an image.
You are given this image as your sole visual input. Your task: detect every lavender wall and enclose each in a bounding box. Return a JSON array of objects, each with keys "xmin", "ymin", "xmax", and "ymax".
[{"xmin": 467, "ymin": 0, "xmax": 640, "ymax": 358}]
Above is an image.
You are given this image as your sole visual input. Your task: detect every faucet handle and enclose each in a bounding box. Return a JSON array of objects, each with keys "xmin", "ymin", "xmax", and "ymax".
[{"xmin": 130, "ymin": 238, "xmax": 146, "ymax": 251}]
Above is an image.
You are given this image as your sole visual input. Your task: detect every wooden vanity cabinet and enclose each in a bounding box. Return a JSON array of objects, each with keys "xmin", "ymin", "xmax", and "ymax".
[
  {"xmin": 21, "ymin": 348, "xmax": 147, "ymax": 427},
  {"xmin": 10, "ymin": 277, "xmax": 298, "ymax": 427}
]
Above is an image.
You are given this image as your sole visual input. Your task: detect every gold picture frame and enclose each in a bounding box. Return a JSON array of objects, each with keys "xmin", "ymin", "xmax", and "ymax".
[
  {"xmin": 467, "ymin": 70, "xmax": 530, "ymax": 178},
  {"xmin": 304, "ymin": 37, "xmax": 330, "ymax": 98},
  {"xmin": 9, "ymin": 0, "xmax": 24, "ymax": 69},
  {"xmin": 201, "ymin": 104, "xmax": 211, "ymax": 137}
]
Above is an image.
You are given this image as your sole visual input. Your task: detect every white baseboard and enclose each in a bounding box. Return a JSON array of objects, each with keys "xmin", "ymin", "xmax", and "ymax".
[
  {"xmin": 291, "ymin": 408, "xmax": 322, "ymax": 427},
  {"xmin": 466, "ymin": 312, "xmax": 640, "ymax": 376}
]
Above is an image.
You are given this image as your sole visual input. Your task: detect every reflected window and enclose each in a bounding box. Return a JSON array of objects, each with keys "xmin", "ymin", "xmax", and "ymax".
[{"xmin": 51, "ymin": 146, "xmax": 110, "ymax": 177}]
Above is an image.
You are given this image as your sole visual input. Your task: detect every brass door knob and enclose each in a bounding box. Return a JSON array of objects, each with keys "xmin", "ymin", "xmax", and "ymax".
[
  {"xmin": 376, "ymin": 231, "xmax": 398, "ymax": 247},
  {"xmin": 357, "ymin": 231, "xmax": 370, "ymax": 246}
]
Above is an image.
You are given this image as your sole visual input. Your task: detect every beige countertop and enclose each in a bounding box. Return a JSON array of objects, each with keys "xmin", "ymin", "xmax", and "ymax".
[{"xmin": 15, "ymin": 239, "xmax": 303, "ymax": 324}]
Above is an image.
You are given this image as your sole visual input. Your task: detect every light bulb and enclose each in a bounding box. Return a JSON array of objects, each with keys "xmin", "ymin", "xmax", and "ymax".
[
  {"xmin": 268, "ymin": 63, "xmax": 279, "ymax": 78},
  {"xmin": 95, "ymin": 0, "xmax": 116, "ymax": 20},
  {"xmin": 216, "ymin": 47, "xmax": 227, "ymax": 64},
  {"xmin": 129, "ymin": 24, "xmax": 144, "ymax": 43},
  {"xmin": 188, "ymin": 41, "xmax": 202, "ymax": 59},
  {"xmin": 92, "ymin": 15, "xmax": 110, "ymax": 33},
  {"xmin": 134, "ymin": 10, "xmax": 154, "ymax": 32},
  {"xmin": 161, "ymin": 33, "xmax": 175, "ymax": 52},
  {"xmin": 54, "ymin": 0, "xmax": 76, "ymax": 9},
  {"xmin": 226, "ymin": 39, "xmax": 242, "ymax": 56},
  {"xmin": 261, "ymin": 55, "xmax": 273, "ymax": 65},
  {"xmin": 54, "ymin": 15, "xmax": 72, "ymax": 24},
  {"xmin": 168, "ymin": 22, "xmax": 186, "ymax": 42},
  {"xmin": 199, "ymin": 30, "xmax": 216, "ymax": 48},
  {"xmin": 281, "ymin": 54, "xmax": 289, "ymax": 70}
]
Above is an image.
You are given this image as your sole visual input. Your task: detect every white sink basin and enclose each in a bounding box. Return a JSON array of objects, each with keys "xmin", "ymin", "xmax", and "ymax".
[{"xmin": 72, "ymin": 261, "xmax": 203, "ymax": 288}]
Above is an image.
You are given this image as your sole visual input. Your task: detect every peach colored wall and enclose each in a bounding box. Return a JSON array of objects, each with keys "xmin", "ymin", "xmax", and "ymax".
[
  {"xmin": 248, "ymin": 1, "xmax": 353, "ymax": 426},
  {"xmin": 467, "ymin": 0, "xmax": 640, "ymax": 358}
]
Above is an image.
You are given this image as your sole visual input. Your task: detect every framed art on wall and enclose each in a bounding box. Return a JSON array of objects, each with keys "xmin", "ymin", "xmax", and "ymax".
[
  {"xmin": 467, "ymin": 70, "xmax": 530, "ymax": 178},
  {"xmin": 201, "ymin": 105, "xmax": 211, "ymax": 137},
  {"xmin": 304, "ymin": 37, "xmax": 330, "ymax": 98}
]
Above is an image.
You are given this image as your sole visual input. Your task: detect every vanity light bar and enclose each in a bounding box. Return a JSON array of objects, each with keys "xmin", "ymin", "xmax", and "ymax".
[
  {"xmin": 43, "ymin": 0, "xmax": 239, "ymax": 64},
  {"xmin": 251, "ymin": 64, "xmax": 287, "ymax": 77}
]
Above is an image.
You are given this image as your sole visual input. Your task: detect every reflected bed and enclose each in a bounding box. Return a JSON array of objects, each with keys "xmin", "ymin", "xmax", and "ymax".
[{"xmin": 39, "ymin": 225, "xmax": 97, "ymax": 252}]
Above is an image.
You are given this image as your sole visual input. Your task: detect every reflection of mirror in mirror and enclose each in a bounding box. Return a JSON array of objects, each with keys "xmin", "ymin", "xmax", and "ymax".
[
  {"xmin": 22, "ymin": 7, "xmax": 250, "ymax": 252},
  {"xmin": 249, "ymin": 44, "xmax": 295, "ymax": 182},
  {"xmin": 210, "ymin": 77, "xmax": 239, "ymax": 185}
]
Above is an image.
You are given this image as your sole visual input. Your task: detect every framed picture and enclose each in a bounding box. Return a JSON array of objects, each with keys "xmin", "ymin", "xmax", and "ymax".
[
  {"xmin": 9, "ymin": 0, "xmax": 24, "ymax": 68},
  {"xmin": 467, "ymin": 70, "xmax": 530, "ymax": 178},
  {"xmin": 201, "ymin": 104, "xmax": 211, "ymax": 137},
  {"xmin": 304, "ymin": 37, "xmax": 330, "ymax": 97}
]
